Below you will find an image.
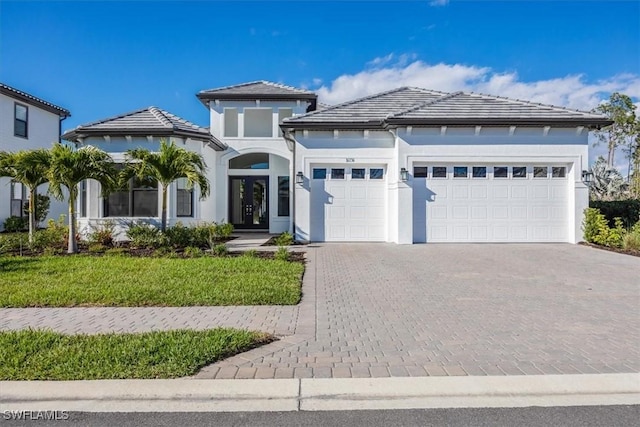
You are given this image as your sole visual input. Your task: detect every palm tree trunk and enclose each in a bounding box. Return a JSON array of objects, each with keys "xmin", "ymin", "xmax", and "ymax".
[
  {"xmin": 161, "ymin": 185, "xmax": 168, "ymax": 232},
  {"xmin": 68, "ymin": 198, "xmax": 77, "ymax": 254},
  {"xmin": 28, "ymin": 187, "xmax": 36, "ymax": 244}
]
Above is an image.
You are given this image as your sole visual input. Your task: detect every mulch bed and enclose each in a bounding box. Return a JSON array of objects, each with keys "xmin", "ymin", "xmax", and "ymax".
[
  {"xmin": 578, "ymin": 241, "xmax": 640, "ymax": 258},
  {"xmin": 261, "ymin": 237, "xmax": 306, "ymax": 246}
]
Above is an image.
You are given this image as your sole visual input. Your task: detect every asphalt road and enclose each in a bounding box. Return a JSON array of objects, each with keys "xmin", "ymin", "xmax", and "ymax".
[{"xmin": 1, "ymin": 406, "xmax": 638, "ymax": 427}]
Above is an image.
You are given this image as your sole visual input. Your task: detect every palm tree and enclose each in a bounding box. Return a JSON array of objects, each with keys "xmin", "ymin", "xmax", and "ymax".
[
  {"xmin": 0, "ymin": 149, "xmax": 51, "ymax": 243},
  {"xmin": 589, "ymin": 156, "xmax": 629, "ymax": 201},
  {"xmin": 124, "ymin": 139, "xmax": 210, "ymax": 231},
  {"xmin": 48, "ymin": 143, "xmax": 116, "ymax": 253}
]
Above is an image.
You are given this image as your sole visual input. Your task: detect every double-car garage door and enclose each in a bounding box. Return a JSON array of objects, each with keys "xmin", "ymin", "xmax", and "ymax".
[
  {"xmin": 309, "ymin": 163, "xmax": 570, "ymax": 243},
  {"xmin": 413, "ymin": 164, "xmax": 569, "ymax": 242}
]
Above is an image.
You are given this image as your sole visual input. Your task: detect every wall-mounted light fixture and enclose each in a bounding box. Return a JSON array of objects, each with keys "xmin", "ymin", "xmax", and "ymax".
[
  {"xmin": 296, "ymin": 171, "xmax": 304, "ymax": 185},
  {"xmin": 581, "ymin": 170, "xmax": 593, "ymax": 185},
  {"xmin": 400, "ymin": 167, "xmax": 408, "ymax": 182}
]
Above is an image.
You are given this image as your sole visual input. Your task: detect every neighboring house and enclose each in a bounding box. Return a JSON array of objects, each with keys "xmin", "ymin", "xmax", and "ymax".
[
  {"xmin": 0, "ymin": 83, "xmax": 70, "ymax": 231},
  {"xmin": 62, "ymin": 81, "xmax": 612, "ymax": 244}
]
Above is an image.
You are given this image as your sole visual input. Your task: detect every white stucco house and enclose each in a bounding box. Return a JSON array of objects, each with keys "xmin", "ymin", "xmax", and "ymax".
[
  {"xmin": 0, "ymin": 83, "xmax": 70, "ymax": 231},
  {"xmin": 61, "ymin": 81, "xmax": 611, "ymax": 244}
]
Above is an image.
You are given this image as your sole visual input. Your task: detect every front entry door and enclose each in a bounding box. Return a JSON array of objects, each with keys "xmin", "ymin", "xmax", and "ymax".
[{"xmin": 229, "ymin": 176, "xmax": 269, "ymax": 229}]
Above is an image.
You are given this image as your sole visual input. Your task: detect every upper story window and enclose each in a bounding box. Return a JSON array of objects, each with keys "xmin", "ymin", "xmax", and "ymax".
[
  {"xmin": 278, "ymin": 108, "xmax": 293, "ymax": 136},
  {"xmin": 14, "ymin": 103, "xmax": 28, "ymax": 138},
  {"xmin": 244, "ymin": 108, "xmax": 273, "ymax": 137},
  {"xmin": 229, "ymin": 153, "xmax": 269, "ymax": 169},
  {"xmin": 224, "ymin": 108, "xmax": 238, "ymax": 137}
]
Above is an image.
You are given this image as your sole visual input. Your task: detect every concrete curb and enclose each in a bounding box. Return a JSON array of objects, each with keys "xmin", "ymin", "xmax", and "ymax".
[{"xmin": 1, "ymin": 374, "xmax": 638, "ymax": 412}]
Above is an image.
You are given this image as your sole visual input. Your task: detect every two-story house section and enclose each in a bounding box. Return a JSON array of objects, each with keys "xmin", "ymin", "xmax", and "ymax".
[
  {"xmin": 196, "ymin": 81, "xmax": 316, "ymax": 233},
  {"xmin": 0, "ymin": 83, "xmax": 71, "ymax": 230}
]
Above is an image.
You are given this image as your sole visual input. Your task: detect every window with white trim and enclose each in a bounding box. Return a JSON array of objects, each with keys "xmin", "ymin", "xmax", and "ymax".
[
  {"xmin": 14, "ymin": 103, "xmax": 28, "ymax": 138},
  {"xmin": 176, "ymin": 178, "xmax": 193, "ymax": 217}
]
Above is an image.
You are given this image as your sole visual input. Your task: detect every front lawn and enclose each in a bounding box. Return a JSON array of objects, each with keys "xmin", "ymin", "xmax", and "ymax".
[
  {"xmin": 0, "ymin": 255, "xmax": 303, "ymax": 307},
  {"xmin": 0, "ymin": 329, "xmax": 271, "ymax": 380}
]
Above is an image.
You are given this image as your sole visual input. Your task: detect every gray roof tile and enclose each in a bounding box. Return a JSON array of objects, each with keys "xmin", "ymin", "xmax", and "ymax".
[
  {"xmin": 62, "ymin": 107, "xmax": 225, "ymax": 150},
  {"xmin": 283, "ymin": 87, "xmax": 611, "ymax": 128},
  {"xmin": 197, "ymin": 80, "xmax": 316, "ymax": 100}
]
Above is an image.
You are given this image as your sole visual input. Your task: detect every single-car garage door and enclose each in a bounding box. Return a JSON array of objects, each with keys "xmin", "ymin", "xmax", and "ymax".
[
  {"xmin": 310, "ymin": 165, "xmax": 387, "ymax": 241},
  {"xmin": 413, "ymin": 164, "xmax": 569, "ymax": 243}
]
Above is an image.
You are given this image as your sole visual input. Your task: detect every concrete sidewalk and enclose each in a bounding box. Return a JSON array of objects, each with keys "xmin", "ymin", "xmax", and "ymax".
[{"xmin": 1, "ymin": 374, "xmax": 638, "ymax": 412}]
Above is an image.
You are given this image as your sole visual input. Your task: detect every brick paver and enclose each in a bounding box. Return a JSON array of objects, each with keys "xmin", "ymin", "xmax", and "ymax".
[{"xmin": 2, "ymin": 243, "xmax": 639, "ymax": 379}]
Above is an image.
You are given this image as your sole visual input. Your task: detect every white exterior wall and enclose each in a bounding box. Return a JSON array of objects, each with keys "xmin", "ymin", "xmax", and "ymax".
[
  {"xmin": 0, "ymin": 92, "xmax": 67, "ymax": 230},
  {"xmin": 293, "ymin": 126, "xmax": 590, "ymax": 244},
  {"xmin": 77, "ymin": 136, "xmax": 212, "ymax": 239}
]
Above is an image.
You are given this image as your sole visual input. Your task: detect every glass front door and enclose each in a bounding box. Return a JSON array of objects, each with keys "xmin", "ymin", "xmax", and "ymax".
[{"xmin": 229, "ymin": 176, "xmax": 269, "ymax": 229}]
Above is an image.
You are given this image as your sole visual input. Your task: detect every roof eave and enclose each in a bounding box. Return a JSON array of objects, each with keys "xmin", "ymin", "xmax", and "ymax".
[
  {"xmin": 196, "ymin": 92, "xmax": 317, "ymax": 102},
  {"xmin": 62, "ymin": 128, "xmax": 227, "ymax": 150},
  {"xmin": 0, "ymin": 86, "xmax": 71, "ymax": 118},
  {"xmin": 280, "ymin": 121, "xmax": 385, "ymax": 130},
  {"xmin": 384, "ymin": 117, "xmax": 614, "ymax": 128}
]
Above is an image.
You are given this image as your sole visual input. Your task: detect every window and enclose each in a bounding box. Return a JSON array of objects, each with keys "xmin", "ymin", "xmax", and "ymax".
[
  {"xmin": 313, "ymin": 168, "xmax": 326, "ymax": 179},
  {"xmin": 105, "ymin": 175, "xmax": 158, "ymax": 217},
  {"xmin": 534, "ymin": 166, "xmax": 548, "ymax": 178},
  {"xmin": 552, "ymin": 167, "xmax": 566, "ymax": 178},
  {"xmin": 413, "ymin": 167, "xmax": 428, "ymax": 178},
  {"xmin": 369, "ymin": 168, "xmax": 384, "ymax": 179},
  {"xmin": 244, "ymin": 108, "xmax": 273, "ymax": 137},
  {"xmin": 176, "ymin": 178, "xmax": 193, "ymax": 217},
  {"xmin": 14, "ymin": 103, "xmax": 28, "ymax": 138},
  {"xmin": 278, "ymin": 108, "xmax": 293, "ymax": 136},
  {"xmin": 10, "ymin": 181, "xmax": 28, "ymax": 217},
  {"xmin": 351, "ymin": 168, "xmax": 365, "ymax": 179},
  {"xmin": 513, "ymin": 166, "xmax": 527, "ymax": 178},
  {"xmin": 472, "ymin": 166, "xmax": 487, "ymax": 178},
  {"xmin": 432, "ymin": 166, "xmax": 447, "ymax": 178},
  {"xmin": 229, "ymin": 153, "xmax": 269, "ymax": 169},
  {"xmin": 224, "ymin": 108, "xmax": 238, "ymax": 137},
  {"xmin": 331, "ymin": 168, "xmax": 345, "ymax": 179},
  {"xmin": 453, "ymin": 166, "xmax": 468, "ymax": 178},
  {"xmin": 493, "ymin": 166, "xmax": 508, "ymax": 178},
  {"xmin": 278, "ymin": 176, "xmax": 290, "ymax": 216},
  {"xmin": 79, "ymin": 180, "xmax": 87, "ymax": 218}
]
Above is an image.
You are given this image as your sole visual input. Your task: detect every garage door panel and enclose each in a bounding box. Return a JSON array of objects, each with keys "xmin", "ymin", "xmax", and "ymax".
[
  {"xmin": 420, "ymin": 164, "xmax": 568, "ymax": 243},
  {"xmin": 312, "ymin": 165, "xmax": 387, "ymax": 242}
]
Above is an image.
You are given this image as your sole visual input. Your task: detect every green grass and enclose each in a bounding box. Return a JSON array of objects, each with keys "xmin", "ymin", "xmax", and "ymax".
[
  {"xmin": 0, "ymin": 256, "xmax": 303, "ymax": 307},
  {"xmin": 0, "ymin": 329, "xmax": 271, "ymax": 380}
]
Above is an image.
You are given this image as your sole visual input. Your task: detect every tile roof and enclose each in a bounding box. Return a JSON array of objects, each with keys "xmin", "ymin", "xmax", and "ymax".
[
  {"xmin": 0, "ymin": 83, "xmax": 70, "ymax": 117},
  {"xmin": 197, "ymin": 80, "xmax": 317, "ymax": 101},
  {"xmin": 282, "ymin": 87, "xmax": 612, "ymax": 129},
  {"xmin": 62, "ymin": 107, "xmax": 225, "ymax": 150}
]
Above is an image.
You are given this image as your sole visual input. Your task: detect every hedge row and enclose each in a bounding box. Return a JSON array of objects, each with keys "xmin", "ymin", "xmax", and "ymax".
[{"xmin": 589, "ymin": 199, "xmax": 640, "ymax": 229}]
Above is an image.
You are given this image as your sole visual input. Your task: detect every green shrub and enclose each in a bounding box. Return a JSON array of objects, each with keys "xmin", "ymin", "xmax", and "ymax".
[
  {"xmin": 0, "ymin": 233, "xmax": 28, "ymax": 254},
  {"xmin": 165, "ymin": 222, "xmax": 195, "ymax": 248},
  {"xmin": 274, "ymin": 246, "xmax": 290, "ymax": 261},
  {"xmin": 152, "ymin": 247, "xmax": 172, "ymax": 257},
  {"xmin": 88, "ymin": 243, "xmax": 106, "ymax": 254},
  {"xmin": 126, "ymin": 223, "xmax": 167, "ymax": 249},
  {"xmin": 215, "ymin": 222, "xmax": 234, "ymax": 239},
  {"xmin": 3, "ymin": 216, "xmax": 28, "ymax": 233},
  {"xmin": 212, "ymin": 243, "xmax": 228, "ymax": 257},
  {"xmin": 274, "ymin": 232, "xmax": 294, "ymax": 246},
  {"xmin": 590, "ymin": 199, "xmax": 640, "ymax": 229},
  {"xmin": 582, "ymin": 208, "xmax": 626, "ymax": 248},
  {"xmin": 183, "ymin": 246, "xmax": 203, "ymax": 258},
  {"xmin": 87, "ymin": 221, "xmax": 116, "ymax": 247},
  {"xmin": 30, "ymin": 216, "xmax": 67, "ymax": 252},
  {"xmin": 622, "ymin": 232, "xmax": 640, "ymax": 251}
]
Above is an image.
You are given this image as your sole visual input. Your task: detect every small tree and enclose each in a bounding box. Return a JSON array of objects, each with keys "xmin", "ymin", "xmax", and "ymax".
[
  {"xmin": 47, "ymin": 143, "xmax": 116, "ymax": 253},
  {"xmin": 594, "ymin": 92, "xmax": 638, "ymax": 168},
  {"xmin": 0, "ymin": 149, "xmax": 51, "ymax": 243},
  {"xmin": 124, "ymin": 139, "xmax": 210, "ymax": 232}
]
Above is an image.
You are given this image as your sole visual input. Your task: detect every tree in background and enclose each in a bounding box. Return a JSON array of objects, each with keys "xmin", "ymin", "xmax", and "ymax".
[
  {"xmin": 48, "ymin": 143, "xmax": 116, "ymax": 253},
  {"xmin": 0, "ymin": 149, "xmax": 52, "ymax": 243},
  {"xmin": 589, "ymin": 156, "xmax": 628, "ymax": 201},
  {"xmin": 124, "ymin": 139, "xmax": 210, "ymax": 232},
  {"xmin": 594, "ymin": 92, "xmax": 638, "ymax": 169}
]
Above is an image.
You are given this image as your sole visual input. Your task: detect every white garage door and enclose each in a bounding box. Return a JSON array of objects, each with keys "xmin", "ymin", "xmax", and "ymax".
[
  {"xmin": 310, "ymin": 165, "xmax": 387, "ymax": 241},
  {"xmin": 413, "ymin": 164, "xmax": 569, "ymax": 243}
]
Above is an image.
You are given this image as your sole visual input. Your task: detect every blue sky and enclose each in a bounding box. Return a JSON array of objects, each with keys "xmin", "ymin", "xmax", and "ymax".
[{"xmin": 1, "ymin": 1, "xmax": 638, "ymax": 167}]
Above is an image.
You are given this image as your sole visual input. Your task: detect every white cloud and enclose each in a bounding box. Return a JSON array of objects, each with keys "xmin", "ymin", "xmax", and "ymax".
[
  {"xmin": 313, "ymin": 54, "xmax": 640, "ymax": 172},
  {"xmin": 429, "ymin": 0, "xmax": 449, "ymax": 6}
]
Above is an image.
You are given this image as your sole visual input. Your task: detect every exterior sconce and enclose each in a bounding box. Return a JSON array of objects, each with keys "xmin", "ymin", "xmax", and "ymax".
[
  {"xmin": 400, "ymin": 167, "xmax": 408, "ymax": 182},
  {"xmin": 581, "ymin": 170, "xmax": 593, "ymax": 185},
  {"xmin": 296, "ymin": 171, "xmax": 304, "ymax": 185}
]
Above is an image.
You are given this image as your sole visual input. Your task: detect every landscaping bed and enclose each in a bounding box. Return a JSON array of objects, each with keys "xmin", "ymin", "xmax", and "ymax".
[
  {"xmin": 0, "ymin": 328, "xmax": 272, "ymax": 380},
  {"xmin": 579, "ymin": 241, "xmax": 640, "ymax": 258},
  {"xmin": 0, "ymin": 255, "xmax": 304, "ymax": 307}
]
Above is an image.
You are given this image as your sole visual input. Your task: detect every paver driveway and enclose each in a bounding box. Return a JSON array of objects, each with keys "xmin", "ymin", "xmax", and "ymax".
[{"xmin": 197, "ymin": 243, "xmax": 640, "ymax": 379}]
